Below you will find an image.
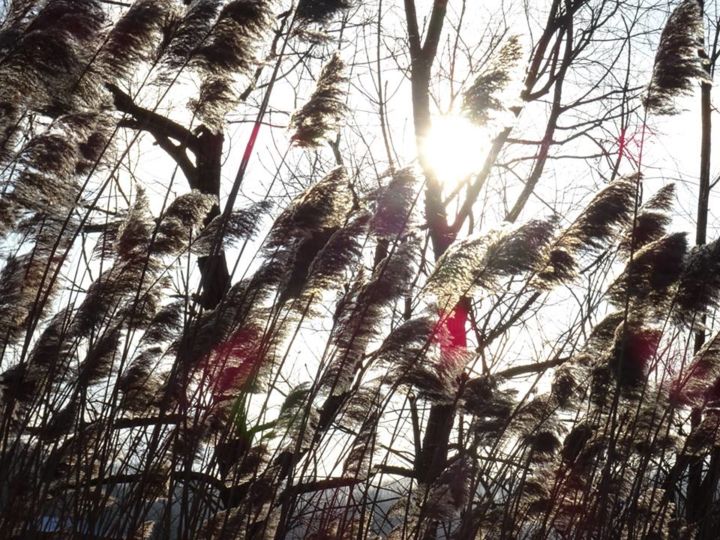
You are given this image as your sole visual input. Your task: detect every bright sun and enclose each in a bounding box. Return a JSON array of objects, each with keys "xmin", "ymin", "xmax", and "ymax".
[{"xmin": 421, "ymin": 115, "xmax": 486, "ymax": 187}]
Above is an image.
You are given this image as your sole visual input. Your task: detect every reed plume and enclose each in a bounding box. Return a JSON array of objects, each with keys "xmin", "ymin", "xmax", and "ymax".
[
  {"xmin": 463, "ymin": 35, "xmax": 523, "ymax": 125},
  {"xmin": 645, "ymin": 0, "xmax": 709, "ymax": 114},
  {"xmin": 290, "ymin": 54, "xmax": 348, "ymax": 148}
]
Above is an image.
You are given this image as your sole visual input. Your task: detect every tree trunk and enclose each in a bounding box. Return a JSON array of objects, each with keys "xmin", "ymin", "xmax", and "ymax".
[
  {"xmin": 194, "ymin": 129, "xmax": 230, "ymax": 309},
  {"xmin": 690, "ymin": 55, "xmax": 715, "ymax": 536}
]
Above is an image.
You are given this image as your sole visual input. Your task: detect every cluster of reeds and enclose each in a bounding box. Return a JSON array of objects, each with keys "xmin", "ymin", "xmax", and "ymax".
[{"xmin": 0, "ymin": 0, "xmax": 716, "ymax": 539}]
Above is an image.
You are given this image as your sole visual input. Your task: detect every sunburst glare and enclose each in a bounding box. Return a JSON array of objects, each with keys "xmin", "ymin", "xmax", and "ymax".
[{"xmin": 421, "ymin": 115, "xmax": 487, "ymax": 187}]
